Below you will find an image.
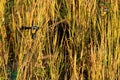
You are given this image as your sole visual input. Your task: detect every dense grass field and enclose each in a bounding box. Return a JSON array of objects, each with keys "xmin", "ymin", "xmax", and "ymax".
[{"xmin": 0, "ymin": 0, "xmax": 120, "ymax": 80}]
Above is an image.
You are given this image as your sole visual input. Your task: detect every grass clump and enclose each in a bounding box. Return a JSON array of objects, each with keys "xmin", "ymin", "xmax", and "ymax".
[{"xmin": 0, "ymin": 0, "xmax": 120, "ymax": 80}]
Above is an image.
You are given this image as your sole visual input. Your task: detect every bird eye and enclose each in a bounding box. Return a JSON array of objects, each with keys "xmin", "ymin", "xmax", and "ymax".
[{"xmin": 32, "ymin": 26, "xmax": 39, "ymax": 30}]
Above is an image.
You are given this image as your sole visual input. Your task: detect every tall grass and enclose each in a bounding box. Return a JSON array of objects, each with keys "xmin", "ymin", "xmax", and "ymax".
[{"xmin": 0, "ymin": 0, "xmax": 120, "ymax": 80}]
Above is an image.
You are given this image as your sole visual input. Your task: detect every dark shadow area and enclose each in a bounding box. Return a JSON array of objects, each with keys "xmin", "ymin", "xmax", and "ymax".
[
  {"xmin": 4, "ymin": 0, "xmax": 17, "ymax": 80},
  {"xmin": 48, "ymin": 19, "xmax": 71, "ymax": 80}
]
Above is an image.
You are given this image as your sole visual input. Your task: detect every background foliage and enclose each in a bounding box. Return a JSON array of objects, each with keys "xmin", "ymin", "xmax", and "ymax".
[{"xmin": 0, "ymin": 0, "xmax": 120, "ymax": 80}]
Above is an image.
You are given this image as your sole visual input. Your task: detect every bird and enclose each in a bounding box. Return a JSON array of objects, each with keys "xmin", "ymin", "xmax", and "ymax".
[
  {"xmin": 20, "ymin": 26, "xmax": 39, "ymax": 30},
  {"xmin": 20, "ymin": 26, "xmax": 39, "ymax": 39}
]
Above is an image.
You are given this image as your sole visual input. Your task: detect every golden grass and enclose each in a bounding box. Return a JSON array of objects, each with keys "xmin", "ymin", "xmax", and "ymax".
[{"xmin": 0, "ymin": 0, "xmax": 120, "ymax": 80}]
